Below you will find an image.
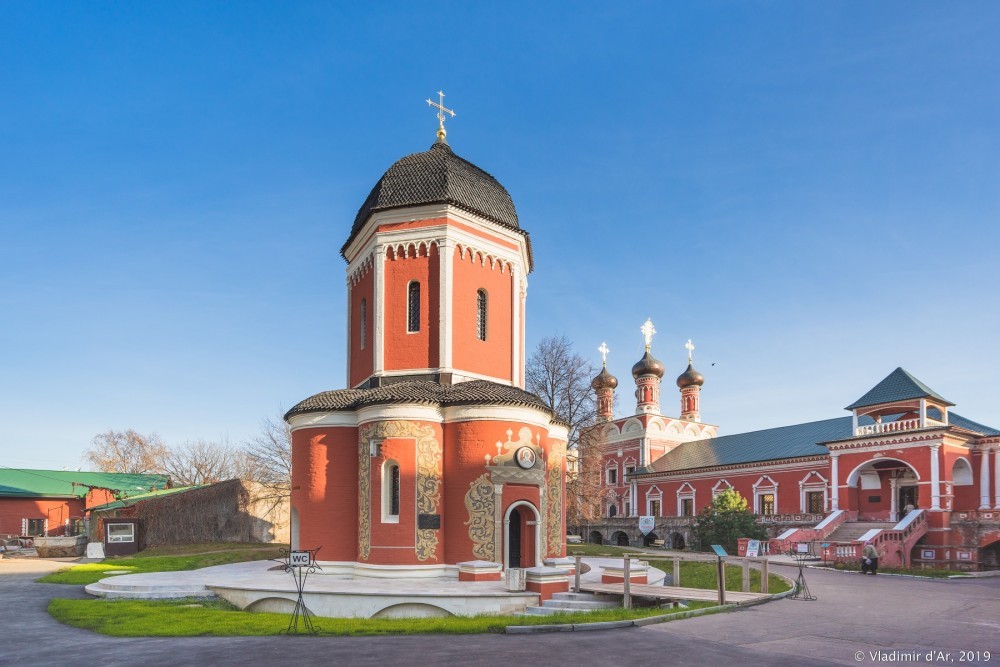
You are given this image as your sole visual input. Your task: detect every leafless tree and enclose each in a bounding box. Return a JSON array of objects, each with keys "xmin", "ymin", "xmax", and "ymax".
[
  {"xmin": 158, "ymin": 438, "xmax": 251, "ymax": 486},
  {"xmin": 85, "ymin": 429, "xmax": 168, "ymax": 475},
  {"xmin": 525, "ymin": 335, "xmax": 601, "ymax": 524},
  {"xmin": 243, "ymin": 410, "xmax": 292, "ymax": 500}
]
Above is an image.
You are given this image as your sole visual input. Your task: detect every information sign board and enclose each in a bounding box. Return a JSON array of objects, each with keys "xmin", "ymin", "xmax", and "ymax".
[
  {"xmin": 746, "ymin": 539, "xmax": 761, "ymax": 558},
  {"xmin": 710, "ymin": 544, "xmax": 728, "ymax": 558},
  {"xmin": 289, "ymin": 550, "xmax": 311, "ymax": 567},
  {"xmin": 638, "ymin": 516, "xmax": 655, "ymax": 535}
]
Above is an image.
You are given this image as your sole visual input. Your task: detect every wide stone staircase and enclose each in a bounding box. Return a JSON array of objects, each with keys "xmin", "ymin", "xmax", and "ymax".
[
  {"xmin": 824, "ymin": 521, "xmax": 895, "ymax": 543},
  {"xmin": 523, "ymin": 591, "xmax": 621, "ymax": 615}
]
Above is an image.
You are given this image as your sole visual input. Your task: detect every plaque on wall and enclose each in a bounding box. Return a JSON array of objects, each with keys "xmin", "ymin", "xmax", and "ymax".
[
  {"xmin": 867, "ymin": 495, "xmax": 881, "ymax": 503},
  {"xmin": 418, "ymin": 514, "xmax": 441, "ymax": 530}
]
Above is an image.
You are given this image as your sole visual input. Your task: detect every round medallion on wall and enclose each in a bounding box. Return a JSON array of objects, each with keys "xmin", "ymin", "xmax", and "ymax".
[{"xmin": 514, "ymin": 446, "xmax": 536, "ymax": 469}]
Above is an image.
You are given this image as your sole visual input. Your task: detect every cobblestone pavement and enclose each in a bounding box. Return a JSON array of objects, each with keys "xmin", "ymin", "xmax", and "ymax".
[{"xmin": 1, "ymin": 559, "xmax": 996, "ymax": 667}]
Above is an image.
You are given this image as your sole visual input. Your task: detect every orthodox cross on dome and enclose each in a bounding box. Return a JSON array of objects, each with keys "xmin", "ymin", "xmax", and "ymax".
[
  {"xmin": 426, "ymin": 90, "xmax": 456, "ymax": 142},
  {"xmin": 598, "ymin": 342, "xmax": 609, "ymax": 365},
  {"xmin": 685, "ymin": 338, "xmax": 695, "ymax": 364},
  {"xmin": 640, "ymin": 318, "xmax": 656, "ymax": 350}
]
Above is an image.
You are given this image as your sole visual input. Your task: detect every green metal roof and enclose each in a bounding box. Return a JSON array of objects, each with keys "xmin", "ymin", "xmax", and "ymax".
[
  {"xmin": 846, "ymin": 367, "xmax": 953, "ymax": 411},
  {"xmin": 0, "ymin": 469, "xmax": 170, "ymax": 499},
  {"xmin": 87, "ymin": 485, "xmax": 202, "ymax": 512}
]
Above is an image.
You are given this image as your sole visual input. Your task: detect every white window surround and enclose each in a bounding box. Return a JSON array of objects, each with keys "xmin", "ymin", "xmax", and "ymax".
[
  {"xmin": 646, "ymin": 485, "xmax": 663, "ymax": 516},
  {"xmin": 382, "ymin": 459, "xmax": 400, "ymax": 523},
  {"xmin": 753, "ymin": 475, "xmax": 778, "ymax": 515},
  {"xmin": 606, "ymin": 461, "xmax": 619, "ymax": 486},
  {"xmin": 799, "ymin": 471, "xmax": 828, "ymax": 513},
  {"xmin": 711, "ymin": 479, "xmax": 733, "ymax": 497},
  {"xmin": 676, "ymin": 482, "xmax": 696, "ymax": 517}
]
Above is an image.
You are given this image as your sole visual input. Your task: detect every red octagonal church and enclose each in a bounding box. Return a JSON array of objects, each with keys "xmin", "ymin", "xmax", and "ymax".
[{"xmin": 285, "ymin": 124, "xmax": 567, "ymax": 577}]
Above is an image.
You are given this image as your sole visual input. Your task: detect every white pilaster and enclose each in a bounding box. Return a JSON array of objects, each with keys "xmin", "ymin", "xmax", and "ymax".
[
  {"xmin": 890, "ymin": 478, "xmax": 898, "ymax": 520},
  {"xmin": 439, "ymin": 239, "xmax": 454, "ymax": 371},
  {"xmin": 830, "ymin": 454, "xmax": 840, "ymax": 511},
  {"xmin": 345, "ymin": 276, "xmax": 352, "ymax": 387},
  {"xmin": 799, "ymin": 481, "xmax": 805, "ymax": 514},
  {"xmin": 980, "ymin": 444, "xmax": 992, "ymax": 509},
  {"xmin": 992, "ymin": 444, "xmax": 1000, "ymax": 509},
  {"xmin": 852, "ymin": 412, "xmax": 859, "ymax": 436},
  {"xmin": 510, "ymin": 265, "xmax": 521, "ymax": 387},
  {"xmin": 373, "ymin": 244, "xmax": 386, "ymax": 375},
  {"xmin": 929, "ymin": 444, "xmax": 941, "ymax": 510},
  {"xmin": 919, "ymin": 399, "xmax": 927, "ymax": 428}
]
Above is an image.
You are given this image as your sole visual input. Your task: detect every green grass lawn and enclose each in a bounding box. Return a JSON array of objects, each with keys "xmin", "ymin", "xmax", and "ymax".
[
  {"xmin": 48, "ymin": 597, "xmax": 715, "ymax": 637},
  {"xmin": 567, "ymin": 544, "xmax": 791, "ymax": 594},
  {"xmin": 37, "ymin": 543, "xmax": 284, "ymax": 585}
]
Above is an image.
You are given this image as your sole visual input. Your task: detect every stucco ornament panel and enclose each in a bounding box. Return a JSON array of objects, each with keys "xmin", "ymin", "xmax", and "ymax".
[
  {"xmin": 487, "ymin": 426, "xmax": 546, "ymax": 486},
  {"xmin": 464, "ymin": 473, "xmax": 496, "ymax": 561},
  {"xmin": 358, "ymin": 420, "xmax": 442, "ymax": 562},
  {"xmin": 547, "ymin": 440, "xmax": 566, "ymax": 555}
]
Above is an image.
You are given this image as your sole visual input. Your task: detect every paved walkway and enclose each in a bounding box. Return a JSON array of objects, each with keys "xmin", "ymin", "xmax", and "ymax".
[{"xmin": 1, "ymin": 559, "xmax": 997, "ymax": 666}]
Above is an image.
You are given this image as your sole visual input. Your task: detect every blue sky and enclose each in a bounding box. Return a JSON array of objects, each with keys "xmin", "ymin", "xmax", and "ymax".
[{"xmin": 2, "ymin": 2, "xmax": 998, "ymax": 469}]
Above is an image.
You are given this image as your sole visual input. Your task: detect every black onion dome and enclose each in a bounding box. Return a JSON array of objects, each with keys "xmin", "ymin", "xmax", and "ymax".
[
  {"xmin": 341, "ymin": 141, "xmax": 524, "ymax": 256},
  {"xmin": 591, "ymin": 365, "xmax": 619, "ymax": 390},
  {"xmin": 676, "ymin": 363, "xmax": 705, "ymax": 388},
  {"xmin": 631, "ymin": 350, "xmax": 666, "ymax": 379}
]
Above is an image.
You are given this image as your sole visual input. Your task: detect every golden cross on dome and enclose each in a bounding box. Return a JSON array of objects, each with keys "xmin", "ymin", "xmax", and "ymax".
[
  {"xmin": 640, "ymin": 319, "xmax": 656, "ymax": 350},
  {"xmin": 598, "ymin": 342, "xmax": 609, "ymax": 365},
  {"xmin": 685, "ymin": 339, "xmax": 695, "ymax": 364},
  {"xmin": 426, "ymin": 90, "xmax": 456, "ymax": 142}
]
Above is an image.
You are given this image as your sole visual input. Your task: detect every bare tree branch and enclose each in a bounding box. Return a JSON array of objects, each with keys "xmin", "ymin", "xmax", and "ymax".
[
  {"xmin": 525, "ymin": 335, "xmax": 601, "ymax": 524},
  {"xmin": 84, "ymin": 429, "xmax": 168, "ymax": 475}
]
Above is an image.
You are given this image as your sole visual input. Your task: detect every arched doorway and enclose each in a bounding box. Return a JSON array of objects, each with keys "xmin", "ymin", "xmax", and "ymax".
[
  {"xmin": 643, "ymin": 532, "xmax": 659, "ymax": 548},
  {"xmin": 670, "ymin": 532, "xmax": 686, "ymax": 550},
  {"xmin": 846, "ymin": 458, "xmax": 920, "ymax": 521},
  {"xmin": 979, "ymin": 534, "xmax": 1000, "ymax": 571},
  {"xmin": 589, "ymin": 530, "xmax": 603, "ymax": 545},
  {"xmin": 504, "ymin": 501, "xmax": 540, "ymax": 570},
  {"xmin": 612, "ymin": 531, "xmax": 630, "ymax": 547}
]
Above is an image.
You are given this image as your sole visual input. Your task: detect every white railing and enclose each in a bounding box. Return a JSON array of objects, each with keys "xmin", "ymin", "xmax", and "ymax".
[{"xmin": 855, "ymin": 418, "xmax": 920, "ymax": 437}]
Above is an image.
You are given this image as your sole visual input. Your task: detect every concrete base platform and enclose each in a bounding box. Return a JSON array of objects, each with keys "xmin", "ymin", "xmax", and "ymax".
[{"xmin": 85, "ymin": 557, "xmax": 666, "ymax": 619}]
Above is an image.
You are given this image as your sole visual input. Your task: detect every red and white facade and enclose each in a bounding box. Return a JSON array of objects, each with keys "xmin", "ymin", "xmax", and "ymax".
[
  {"xmin": 586, "ymin": 336, "xmax": 1000, "ymax": 571},
  {"xmin": 287, "ymin": 140, "xmax": 568, "ymax": 577}
]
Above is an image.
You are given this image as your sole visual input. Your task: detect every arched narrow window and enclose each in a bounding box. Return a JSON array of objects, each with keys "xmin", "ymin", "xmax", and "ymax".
[
  {"xmin": 360, "ymin": 298, "xmax": 367, "ymax": 350},
  {"xmin": 407, "ymin": 282, "xmax": 420, "ymax": 332},
  {"xmin": 476, "ymin": 289, "xmax": 488, "ymax": 341},
  {"xmin": 382, "ymin": 460, "xmax": 400, "ymax": 522}
]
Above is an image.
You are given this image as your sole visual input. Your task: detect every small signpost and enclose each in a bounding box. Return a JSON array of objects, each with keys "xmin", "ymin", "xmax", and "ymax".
[
  {"xmin": 710, "ymin": 545, "xmax": 727, "ymax": 605},
  {"xmin": 746, "ymin": 539, "xmax": 761, "ymax": 558},
  {"xmin": 789, "ymin": 542, "xmax": 817, "ymax": 601},
  {"xmin": 272, "ymin": 546, "xmax": 323, "ymax": 634},
  {"xmin": 638, "ymin": 516, "xmax": 655, "ymax": 536}
]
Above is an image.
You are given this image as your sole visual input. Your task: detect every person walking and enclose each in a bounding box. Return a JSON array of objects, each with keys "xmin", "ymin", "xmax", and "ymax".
[{"xmin": 861, "ymin": 542, "xmax": 879, "ymax": 575}]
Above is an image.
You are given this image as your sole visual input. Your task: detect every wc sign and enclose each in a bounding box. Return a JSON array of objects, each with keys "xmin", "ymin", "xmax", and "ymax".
[{"xmin": 289, "ymin": 551, "xmax": 311, "ymax": 568}]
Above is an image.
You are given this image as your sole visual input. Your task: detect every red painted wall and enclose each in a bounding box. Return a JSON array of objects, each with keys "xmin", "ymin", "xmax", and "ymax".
[
  {"xmin": 383, "ymin": 245, "xmax": 440, "ymax": 373},
  {"xmin": 451, "ymin": 248, "xmax": 513, "ymax": 382},
  {"xmin": 367, "ymin": 421, "xmax": 444, "ymax": 566},
  {"xmin": 348, "ymin": 267, "xmax": 375, "ymax": 388},
  {"xmin": 290, "ymin": 426, "xmax": 359, "ymax": 561},
  {"xmin": 0, "ymin": 498, "xmax": 85, "ymax": 536}
]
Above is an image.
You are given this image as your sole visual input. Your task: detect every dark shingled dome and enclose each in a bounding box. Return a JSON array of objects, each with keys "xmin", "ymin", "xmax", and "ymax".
[
  {"xmin": 285, "ymin": 379, "xmax": 560, "ymax": 422},
  {"xmin": 591, "ymin": 366, "xmax": 619, "ymax": 390},
  {"xmin": 631, "ymin": 350, "xmax": 665, "ymax": 379},
  {"xmin": 676, "ymin": 363, "xmax": 705, "ymax": 388},
  {"xmin": 342, "ymin": 141, "xmax": 521, "ymax": 255}
]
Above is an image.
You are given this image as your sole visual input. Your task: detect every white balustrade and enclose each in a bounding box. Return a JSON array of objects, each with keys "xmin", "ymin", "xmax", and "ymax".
[{"xmin": 855, "ymin": 418, "xmax": 921, "ymax": 437}]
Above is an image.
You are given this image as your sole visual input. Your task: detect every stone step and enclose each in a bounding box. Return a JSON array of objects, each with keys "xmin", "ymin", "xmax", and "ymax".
[
  {"xmin": 541, "ymin": 598, "xmax": 620, "ymax": 610},
  {"xmin": 523, "ymin": 604, "xmax": 616, "ymax": 616},
  {"xmin": 550, "ymin": 591, "xmax": 618, "ymax": 602},
  {"xmin": 85, "ymin": 582, "xmax": 215, "ymax": 599}
]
